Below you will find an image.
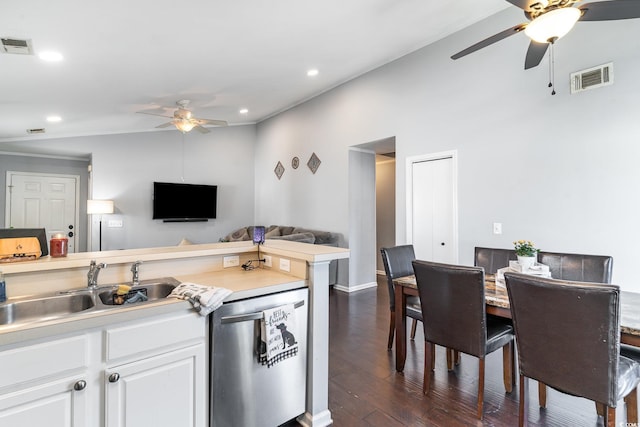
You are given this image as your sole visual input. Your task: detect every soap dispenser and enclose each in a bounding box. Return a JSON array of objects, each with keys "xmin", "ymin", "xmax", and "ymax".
[{"xmin": 0, "ymin": 270, "xmax": 6, "ymax": 303}]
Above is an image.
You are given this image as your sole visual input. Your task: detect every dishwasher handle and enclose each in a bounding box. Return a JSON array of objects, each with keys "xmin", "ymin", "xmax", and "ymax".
[{"xmin": 220, "ymin": 300, "xmax": 305, "ymax": 324}]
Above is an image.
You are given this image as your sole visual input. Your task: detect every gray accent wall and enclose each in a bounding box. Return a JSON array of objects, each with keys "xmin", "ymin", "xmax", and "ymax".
[
  {"xmin": 0, "ymin": 154, "xmax": 90, "ymax": 252},
  {"xmin": 376, "ymin": 157, "xmax": 395, "ymax": 272}
]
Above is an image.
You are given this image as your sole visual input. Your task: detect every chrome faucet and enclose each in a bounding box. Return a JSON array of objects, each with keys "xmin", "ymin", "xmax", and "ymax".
[
  {"xmin": 131, "ymin": 260, "xmax": 142, "ymax": 286},
  {"xmin": 87, "ymin": 260, "xmax": 107, "ymax": 289}
]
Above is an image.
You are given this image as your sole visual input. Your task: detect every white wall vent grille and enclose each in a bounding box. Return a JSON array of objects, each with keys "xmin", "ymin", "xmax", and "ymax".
[
  {"xmin": 1, "ymin": 38, "xmax": 33, "ymax": 55},
  {"xmin": 570, "ymin": 62, "xmax": 613, "ymax": 94}
]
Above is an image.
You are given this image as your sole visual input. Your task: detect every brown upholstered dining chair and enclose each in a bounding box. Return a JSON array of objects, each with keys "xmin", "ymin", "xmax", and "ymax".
[
  {"xmin": 536, "ymin": 250, "xmax": 614, "ymax": 407},
  {"xmin": 537, "ymin": 250, "xmax": 613, "ymax": 284},
  {"xmin": 412, "ymin": 260, "xmax": 515, "ymax": 420},
  {"xmin": 474, "ymin": 246, "xmax": 517, "ymax": 274},
  {"xmin": 380, "ymin": 245, "xmax": 422, "ymax": 349},
  {"xmin": 505, "ymin": 273, "xmax": 640, "ymax": 427}
]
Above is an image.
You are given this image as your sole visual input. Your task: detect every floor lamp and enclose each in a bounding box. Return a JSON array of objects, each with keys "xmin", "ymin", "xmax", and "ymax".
[{"xmin": 87, "ymin": 199, "xmax": 114, "ymax": 251}]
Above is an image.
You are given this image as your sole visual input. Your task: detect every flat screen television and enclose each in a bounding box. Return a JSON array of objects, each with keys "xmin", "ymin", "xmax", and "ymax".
[{"xmin": 153, "ymin": 182, "xmax": 217, "ymax": 222}]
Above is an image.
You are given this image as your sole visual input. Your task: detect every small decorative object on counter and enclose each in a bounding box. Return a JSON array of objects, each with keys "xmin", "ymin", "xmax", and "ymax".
[
  {"xmin": 50, "ymin": 234, "xmax": 68, "ymax": 257},
  {"xmin": 514, "ymin": 240, "xmax": 538, "ymax": 271},
  {"xmin": 0, "ymin": 270, "xmax": 6, "ymax": 303}
]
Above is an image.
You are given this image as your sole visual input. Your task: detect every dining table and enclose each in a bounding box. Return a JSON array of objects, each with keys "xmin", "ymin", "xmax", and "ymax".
[{"xmin": 393, "ymin": 273, "xmax": 640, "ymax": 372}]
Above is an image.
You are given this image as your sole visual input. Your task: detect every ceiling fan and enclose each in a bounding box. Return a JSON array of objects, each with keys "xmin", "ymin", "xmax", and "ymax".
[
  {"xmin": 137, "ymin": 100, "xmax": 228, "ymax": 134},
  {"xmin": 451, "ymin": 0, "xmax": 640, "ymax": 70}
]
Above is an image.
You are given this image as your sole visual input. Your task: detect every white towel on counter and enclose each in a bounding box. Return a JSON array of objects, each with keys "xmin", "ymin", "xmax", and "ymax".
[
  {"xmin": 259, "ymin": 303, "xmax": 299, "ymax": 367},
  {"xmin": 167, "ymin": 282, "xmax": 232, "ymax": 316}
]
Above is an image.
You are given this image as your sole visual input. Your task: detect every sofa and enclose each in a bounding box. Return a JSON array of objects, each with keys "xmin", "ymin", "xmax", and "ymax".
[
  {"xmin": 221, "ymin": 225, "xmax": 340, "ymax": 246},
  {"xmin": 221, "ymin": 225, "xmax": 341, "ymax": 284}
]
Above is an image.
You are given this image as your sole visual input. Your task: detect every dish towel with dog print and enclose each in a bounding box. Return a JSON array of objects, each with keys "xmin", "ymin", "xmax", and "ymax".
[
  {"xmin": 168, "ymin": 282, "xmax": 232, "ymax": 316},
  {"xmin": 259, "ymin": 303, "xmax": 299, "ymax": 367}
]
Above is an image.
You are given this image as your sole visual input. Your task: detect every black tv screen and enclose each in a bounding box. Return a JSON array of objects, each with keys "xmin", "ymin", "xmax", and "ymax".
[{"xmin": 153, "ymin": 182, "xmax": 217, "ymax": 222}]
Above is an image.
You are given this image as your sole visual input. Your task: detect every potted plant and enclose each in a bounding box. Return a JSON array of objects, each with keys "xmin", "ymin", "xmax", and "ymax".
[{"xmin": 514, "ymin": 240, "xmax": 538, "ymax": 271}]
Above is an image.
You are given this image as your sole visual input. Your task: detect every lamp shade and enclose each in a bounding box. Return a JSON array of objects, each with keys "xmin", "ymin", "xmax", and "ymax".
[
  {"xmin": 524, "ymin": 7, "xmax": 581, "ymax": 43},
  {"xmin": 87, "ymin": 199, "xmax": 114, "ymax": 215}
]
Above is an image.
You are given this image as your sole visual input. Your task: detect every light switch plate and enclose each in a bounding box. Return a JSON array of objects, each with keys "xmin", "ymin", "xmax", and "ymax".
[
  {"xmin": 493, "ymin": 222, "xmax": 502, "ymax": 235},
  {"xmin": 108, "ymin": 219, "xmax": 123, "ymax": 228}
]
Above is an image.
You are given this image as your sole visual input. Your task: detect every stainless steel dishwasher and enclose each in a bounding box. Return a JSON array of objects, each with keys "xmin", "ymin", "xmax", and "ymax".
[{"xmin": 210, "ymin": 287, "xmax": 308, "ymax": 427}]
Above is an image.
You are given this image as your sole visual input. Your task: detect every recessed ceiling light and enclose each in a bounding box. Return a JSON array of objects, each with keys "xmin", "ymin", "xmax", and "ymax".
[
  {"xmin": 307, "ymin": 69, "xmax": 319, "ymax": 77},
  {"xmin": 46, "ymin": 116, "xmax": 62, "ymax": 123},
  {"xmin": 38, "ymin": 51, "xmax": 63, "ymax": 62},
  {"xmin": 239, "ymin": 108, "xmax": 249, "ymax": 114}
]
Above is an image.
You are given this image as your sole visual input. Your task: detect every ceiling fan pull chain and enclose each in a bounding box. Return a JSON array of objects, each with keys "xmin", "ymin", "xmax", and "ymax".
[{"xmin": 548, "ymin": 40, "xmax": 556, "ymax": 96}]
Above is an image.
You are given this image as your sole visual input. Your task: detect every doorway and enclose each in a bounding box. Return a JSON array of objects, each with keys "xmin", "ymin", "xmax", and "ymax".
[
  {"xmin": 406, "ymin": 151, "xmax": 458, "ymax": 263},
  {"xmin": 5, "ymin": 171, "xmax": 80, "ymax": 253}
]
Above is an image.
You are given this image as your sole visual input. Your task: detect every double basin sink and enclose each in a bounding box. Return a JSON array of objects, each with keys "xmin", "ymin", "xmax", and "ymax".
[{"xmin": 0, "ymin": 277, "xmax": 180, "ymax": 328}]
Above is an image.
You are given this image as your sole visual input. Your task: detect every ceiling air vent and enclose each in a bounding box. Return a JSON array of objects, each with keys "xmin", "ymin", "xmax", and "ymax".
[
  {"xmin": 27, "ymin": 128, "xmax": 45, "ymax": 134},
  {"xmin": 1, "ymin": 38, "xmax": 33, "ymax": 55},
  {"xmin": 570, "ymin": 62, "xmax": 613, "ymax": 94}
]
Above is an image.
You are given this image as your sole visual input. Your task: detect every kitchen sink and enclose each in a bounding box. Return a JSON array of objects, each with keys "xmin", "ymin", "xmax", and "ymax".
[
  {"xmin": 98, "ymin": 278, "xmax": 179, "ymax": 306},
  {"xmin": 0, "ymin": 277, "xmax": 181, "ymax": 328},
  {"xmin": 0, "ymin": 293, "xmax": 95, "ymax": 326}
]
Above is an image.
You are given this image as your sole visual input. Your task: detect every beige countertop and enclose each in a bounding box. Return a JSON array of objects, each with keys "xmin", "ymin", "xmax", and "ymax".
[{"xmin": 0, "ymin": 267, "xmax": 306, "ymax": 347}]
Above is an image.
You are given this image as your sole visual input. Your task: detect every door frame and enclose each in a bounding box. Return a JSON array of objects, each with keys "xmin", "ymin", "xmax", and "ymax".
[
  {"xmin": 405, "ymin": 150, "xmax": 459, "ymax": 262},
  {"xmin": 5, "ymin": 171, "xmax": 81, "ymax": 251}
]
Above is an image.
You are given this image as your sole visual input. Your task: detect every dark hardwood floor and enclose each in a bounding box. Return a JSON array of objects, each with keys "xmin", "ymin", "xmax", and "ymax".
[{"xmin": 324, "ymin": 274, "xmax": 626, "ymax": 426}]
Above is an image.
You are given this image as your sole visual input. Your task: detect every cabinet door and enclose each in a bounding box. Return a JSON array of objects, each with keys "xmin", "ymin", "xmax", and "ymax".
[
  {"xmin": 105, "ymin": 343, "xmax": 205, "ymax": 427},
  {"xmin": 0, "ymin": 375, "xmax": 88, "ymax": 427}
]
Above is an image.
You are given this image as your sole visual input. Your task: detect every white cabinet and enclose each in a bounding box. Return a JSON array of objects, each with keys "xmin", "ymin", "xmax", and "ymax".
[
  {"xmin": 0, "ymin": 310, "xmax": 206, "ymax": 427},
  {"xmin": 0, "ymin": 375, "xmax": 88, "ymax": 427},
  {"xmin": 104, "ymin": 312, "xmax": 206, "ymax": 427},
  {"xmin": 0, "ymin": 334, "xmax": 91, "ymax": 427},
  {"xmin": 105, "ymin": 343, "xmax": 205, "ymax": 427}
]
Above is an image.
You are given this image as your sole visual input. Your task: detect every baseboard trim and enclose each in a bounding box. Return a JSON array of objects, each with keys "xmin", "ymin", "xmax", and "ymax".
[
  {"xmin": 297, "ymin": 409, "xmax": 333, "ymax": 427},
  {"xmin": 333, "ymin": 281, "xmax": 377, "ymax": 293}
]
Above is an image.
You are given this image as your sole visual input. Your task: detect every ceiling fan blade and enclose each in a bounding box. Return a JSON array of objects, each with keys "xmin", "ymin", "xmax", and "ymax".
[
  {"xmin": 579, "ymin": 0, "xmax": 640, "ymax": 21},
  {"xmin": 197, "ymin": 118, "xmax": 228, "ymax": 126},
  {"xmin": 193, "ymin": 125, "xmax": 211, "ymax": 134},
  {"xmin": 155, "ymin": 122, "xmax": 175, "ymax": 129},
  {"xmin": 524, "ymin": 41, "xmax": 549, "ymax": 69},
  {"xmin": 137, "ymin": 111, "xmax": 173, "ymax": 119},
  {"xmin": 451, "ymin": 24, "xmax": 527, "ymax": 60},
  {"xmin": 504, "ymin": 0, "xmax": 542, "ymax": 12}
]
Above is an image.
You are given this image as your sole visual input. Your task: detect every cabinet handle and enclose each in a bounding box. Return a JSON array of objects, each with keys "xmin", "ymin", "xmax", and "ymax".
[
  {"xmin": 108, "ymin": 373, "xmax": 120, "ymax": 383},
  {"xmin": 73, "ymin": 380, "xmax": 87, "ymax": 391}
]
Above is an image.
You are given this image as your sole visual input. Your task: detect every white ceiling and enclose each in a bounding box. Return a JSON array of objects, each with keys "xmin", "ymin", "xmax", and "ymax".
[{"xmin": 0, "ymin": 0, "xmax": 509, "ymax": 142}]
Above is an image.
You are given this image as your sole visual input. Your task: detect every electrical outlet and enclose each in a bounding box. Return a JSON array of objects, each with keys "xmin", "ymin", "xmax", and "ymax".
[
  {"xmin": 263, "ymin": 255, "xmax": 272, "ymax": 267},
  {"xmin": 223, "ymin": 256, "xmax": 240, "ymax": 268},
  {"xmin": 279, "ymin": 258, "xmax": 290, "ymax": 272},
  {"xmin": 493, "ymin": 222, "xmax": 502, "ymax": 235}
]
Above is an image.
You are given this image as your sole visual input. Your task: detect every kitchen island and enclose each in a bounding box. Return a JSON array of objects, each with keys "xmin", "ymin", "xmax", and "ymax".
[{"xmin": 0, "ymin": 240, "xmax": 349, "ymax": 427}]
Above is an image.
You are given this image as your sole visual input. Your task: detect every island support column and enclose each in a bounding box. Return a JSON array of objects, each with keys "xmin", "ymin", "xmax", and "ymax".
[{"xmin": 298, "ymin": 260, "xmax": 332, "ymax": 426}]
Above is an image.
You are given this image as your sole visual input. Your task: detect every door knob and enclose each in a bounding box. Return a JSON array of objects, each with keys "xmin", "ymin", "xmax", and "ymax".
[
  {"xmin": 68, "ymin": 225, "xmax": 74, "ymax": 229},
  {"xmin": 68, "ymin": 231, "xmax": 74, "ymax": 237},
  {"xmin": 441, "ymin": 242, "xmax": 445, "ymax": 246},
  {"xmin": 73, "ymin": 380, "xmax": 87, "ymax": 391},
  {"xmin": 108, "ymin": 373, "xmax": 120, "ymax": 383}
]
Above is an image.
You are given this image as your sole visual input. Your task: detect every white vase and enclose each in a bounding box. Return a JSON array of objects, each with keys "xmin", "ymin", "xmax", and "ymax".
[{"xmin": 517, "ymin": 255, "xmax": 536, "ymax": 271}]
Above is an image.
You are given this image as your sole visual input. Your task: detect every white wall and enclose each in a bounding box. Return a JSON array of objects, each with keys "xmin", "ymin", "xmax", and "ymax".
[
  {"xmin": 255, "ymin": 8, "xmax": 640, "ymax": 291},
  {"xmin": 5, "ymin": 125, "xmax": 257, "ymax": 250}
]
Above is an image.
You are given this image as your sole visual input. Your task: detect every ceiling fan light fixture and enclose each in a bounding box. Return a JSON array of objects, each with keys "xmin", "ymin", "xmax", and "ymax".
[
  {"xmin": 175, "ymin": 119, "xmax": 196, "ymax": 133},
  {"xmin": 525, "ymin": 7, "xmax": 581, "ymax": 43}
]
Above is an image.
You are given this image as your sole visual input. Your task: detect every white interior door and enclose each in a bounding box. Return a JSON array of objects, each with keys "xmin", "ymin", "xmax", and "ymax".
[
  {"xmin": 5, "ymin": 172, "xmax": 79, "ymax": 253},
  {"xmin": 407, "ymin": 152, "xmax": 457, "ymax": 263}
]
